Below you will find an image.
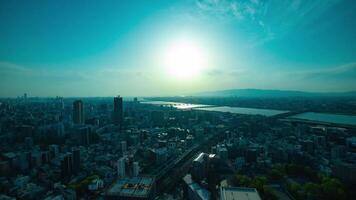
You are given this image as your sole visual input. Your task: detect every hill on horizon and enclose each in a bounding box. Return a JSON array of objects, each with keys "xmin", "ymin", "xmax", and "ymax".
[{"xmin": 194, "ymin": 89, "xmax": 356, "ymax": 97}]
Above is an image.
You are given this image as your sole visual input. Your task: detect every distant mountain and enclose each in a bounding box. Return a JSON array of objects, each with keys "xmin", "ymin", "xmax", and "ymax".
[{"xmin": 195, "ymin": 89, "xmax": 356, "ymax": 97}]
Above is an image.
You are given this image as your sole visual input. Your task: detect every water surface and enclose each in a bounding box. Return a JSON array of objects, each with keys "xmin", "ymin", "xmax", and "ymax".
[
  {"xmin": 194, "ymin": 106, "xmax": 288, "ymax": 117},
  {"xmin": 289, "ymin": 112, "xmax": 356, "ymax": 126},
  {"xmin": 142, "ymin": 101, "xmax": 288, "ymax": 116}
]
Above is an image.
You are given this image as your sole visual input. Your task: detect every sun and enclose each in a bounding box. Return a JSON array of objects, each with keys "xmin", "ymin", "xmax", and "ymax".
[{"xmin": 163, "ymin": 38, "xmax": 207, "ymax": 79}]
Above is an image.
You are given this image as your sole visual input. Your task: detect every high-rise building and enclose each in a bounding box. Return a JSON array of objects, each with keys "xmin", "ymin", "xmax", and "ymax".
[
  {"xmin": 49, "ymin": 144, "xmax": 59, "ymax": 159},
  {"xmin": 61, "ymin": 153, "xmax": 73, "ymax": 178},
  {"xmin": 73, "ymin": 100, "xmax": 84, "ymax": 124},
  {"xmin": 121, "ymin": 141, "xmax": 127, "ymax": 154},
  {"xmin": 56, "ymin": 96, "xmax": 65, "ymax": 110},
  {"xmin": 72, "ymin": 147, "xmax": 80, "ymax": 175},
  {"xmin": 24, "ymin": 137, "xmax": 33, "ymax": 149},
  {"xmin": 133, "ymin": 161, "xmax": 139, "ymax": 176},
  {"xmin": 113, "ymin": 96, "xmax": 123, "ymax": 126},
  {"xmin": 79, "ymin": 126, "xmax": 92, "ymax": 146},
  {"xmin": 117, "ymin": 157, "xmax": 126, "ymax": 178}
]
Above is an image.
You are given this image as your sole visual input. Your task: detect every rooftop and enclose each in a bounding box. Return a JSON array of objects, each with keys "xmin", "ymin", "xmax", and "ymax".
[
  {"xmin": 193, "ymin": 152, "xmax": 216, "ymax": 163},
  {"xmin": 183, "ymin": 174, "xmax": 210, "ymax": 200},
  {"xmin": 220, "ymin": 187, "xmax": 262, "ymax": 200},
  {"xmin": 189, "ymin": 183, "xmax": 211, "ymax": 200},
  {"xmin": 105, "ymin": 176, "xmax": 155, "ymax": 198}
]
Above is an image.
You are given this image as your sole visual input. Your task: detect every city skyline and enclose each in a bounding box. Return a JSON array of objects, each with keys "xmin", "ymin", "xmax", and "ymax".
[{"xmin": 1, "ymin": 0, "xmax": 356, "ymax": 97}]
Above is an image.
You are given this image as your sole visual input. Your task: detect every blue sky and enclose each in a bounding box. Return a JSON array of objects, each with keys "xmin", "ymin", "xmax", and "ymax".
[{"xmin": 0, "ymin": 0, "xmax": 355, "ymax": 97}]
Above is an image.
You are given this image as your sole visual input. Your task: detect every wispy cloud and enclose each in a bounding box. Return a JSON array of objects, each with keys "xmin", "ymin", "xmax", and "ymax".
[
  {"xmin": 0, "ymin": 61, "xmax": 33, "ymax": 74},
  {"xmin": 195, "ymin": 0, "xmax": 341, "ymax": 46},
  {"xmin": 296, "ymin": 62, "xmax": 356, "ymax": 80}
]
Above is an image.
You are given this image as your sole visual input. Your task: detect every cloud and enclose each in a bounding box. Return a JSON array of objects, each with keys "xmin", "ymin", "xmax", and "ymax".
[
  {"xmin": 196, "ymin": 0, "xmax": 262, "ymax": 21},
  {"xmin": 195, "ymin": 0, "xmax": 341, "ymax": 46},
  {"xmin": 297, "ymin": 62, "xmax": 356, "ymax": 80},
  {"xmin": 0, "ymin": 62, "xmax": 33, "ymax": 74}
]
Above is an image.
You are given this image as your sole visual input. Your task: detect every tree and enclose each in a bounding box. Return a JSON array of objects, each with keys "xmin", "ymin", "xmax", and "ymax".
[
  {"xmin": 288, "ymin": 182, "xmax": 302, "ymax": 200},
  {"xmin": 270, "ymin": 169, "xmax": 284, "ymax": 180},
  {"xmin": 232, "ymin": 175, "xmax": 251, "ymax": 187},
  {"xmin": 303, "ymin": 182, "xmax": 321, "ymax": 200},
  {"xmin": 251, "ymin": 176, "xmax": 267, "ymax": 192},
  {"xmin": 263, "ymin": 185, "xmax": 278, "ymax": 200},
  {"xmin": 320, "ymin": 177, "xmax": 346, "ymax": 200}
]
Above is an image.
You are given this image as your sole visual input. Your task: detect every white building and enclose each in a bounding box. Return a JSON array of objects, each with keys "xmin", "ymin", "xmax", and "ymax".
[
  {"xmin": 220, "ymin": 187, "xmax": 261, "ymax": 200},
  {"xmin": 183, "ymin": 174, "xmax": 210, "ymax": 200},
  {"xmin": 133, "ymin": 162, "xmax": 139, "ymax": 176},
  {"xmin": 88, "ymin": 179, "xmax": 104, "ymax": 191},
  {"xmin": 117, "ymin": 157, "xmax": 126, "ymax": 178}
]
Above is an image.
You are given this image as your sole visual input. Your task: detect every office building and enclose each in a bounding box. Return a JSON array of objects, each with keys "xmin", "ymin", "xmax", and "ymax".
[
  {"xmin": 133, "ymin": 161, "xmax": 139, "ymax": 176},
  {"xmin": 121, "ymin": 141, "xmax": 127, "ymax": 154},
  {"xmin": 73, "ymin": 100, "xmax": 84, "ymax": 124},
  {"xmin": 49, "ymin": 145, "xmax": 59, "ymax": 159},
  {"xmin": 61, "ymin": 153, "xmax": 73, "ymax": 178},
  {"xmin": 71, "ymin": 147, "xmax": 80, "ymax": 175},
  {"xmin": 183, "ymin": 174, "xmax": 211, "ymax": 200},
  {"xmin": 117, "ymin": 157, "xmax": 126, "ymax": 178},
  {"xmin": 79, "ymin": 126, "xmax": 92, "ymax": 146},
  {"xmin": 113, "ymin": 95, "xmax": 123, "ymax": 126}
]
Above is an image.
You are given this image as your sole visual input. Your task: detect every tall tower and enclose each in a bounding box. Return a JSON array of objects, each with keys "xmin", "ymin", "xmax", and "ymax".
[
  {"xmin": 113, "ymin": 96, "xmax": 123, "ymax": 126},
  {"xmin": 133, "ymin": 161, "xmax": 139, "ymax": 176},
  {"xmin": 73, "ymin": 100, "xmax": 84, "ymax": 124},
  {"xmin": 121, "ymin": 141, "xmax": 127, "ymax": 154},
  {"xmin": 117, "ymin": 157, "xmax": 126, "ymax": 178},
  {"xmin": 61, "ymin": 153, "xmax": 73, "ymax": 178},
  {"xmin": 71, "ymin": 147, "xmax": 80, "ymax": 175}
]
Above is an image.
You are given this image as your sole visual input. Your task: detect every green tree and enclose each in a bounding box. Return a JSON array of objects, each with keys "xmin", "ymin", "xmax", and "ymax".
[
  {"xmin": 303, "ymin": 182, "xmax": 321, "ymax": 200},
  {"xmin": 251, "ymin": 176, "xmax": 267, "ymax": 192},
  {"xmin": 263, "ymin": 185, "xmax": 278, "ymax": 200},
  {"xmin": 288, "ymin": 182, "xmax": 302, "ymax": 200},
  {"xmin": 232, "ymin": 175, "xmax": 251, "ymax": 187},
  {"xmin": 270, "ymin": 168, "xmax": 284, "ymax": 180},
  {"xmin": 320, "ymin": 177, "xmax": 346, "ymax": 200}
]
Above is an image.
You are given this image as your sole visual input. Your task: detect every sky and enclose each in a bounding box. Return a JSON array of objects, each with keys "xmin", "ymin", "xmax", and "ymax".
[{"xmin": 0, "ymin": 0, "xmax": 355, "ymax": 97}]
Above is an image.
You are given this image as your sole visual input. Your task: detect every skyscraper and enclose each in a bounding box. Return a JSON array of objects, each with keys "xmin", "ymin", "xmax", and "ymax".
[
  {"xmin": 79, "ymin": 126, "xmax": 92, "ymax": 146},
  {"xmin": 121, "ymin": 141, "xmax": 127, "ymax": 154},
  {"xmin": 133, "ymin": 161, "xmax": 139, "ymax": 176},
  {"xmin": 117, "ymin": 157, "xmax": 126, "ymax": 178},
  {"xmin": 72, "ymin": 147, "xmax": 80, "ymax": 175},
  {"xmin": 113, "ymin": 96, "xmax": 123, "ymax": 126},
  {"xmin": 61, "ymin": 153, "xmax": 73, "ymax": 178},
  {"xmin": 49, "ymin": 144, "xmax": 59, "ymax": 159},
  {"xmin": 73, "ymin": 100, "xmax": 84, "ymax": 124}
]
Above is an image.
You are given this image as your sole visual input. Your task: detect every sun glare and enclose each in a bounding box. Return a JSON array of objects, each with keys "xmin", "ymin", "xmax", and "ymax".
[{"xmin": 163, "ymin": 38, "xmax": 207, "ymax": 79}]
